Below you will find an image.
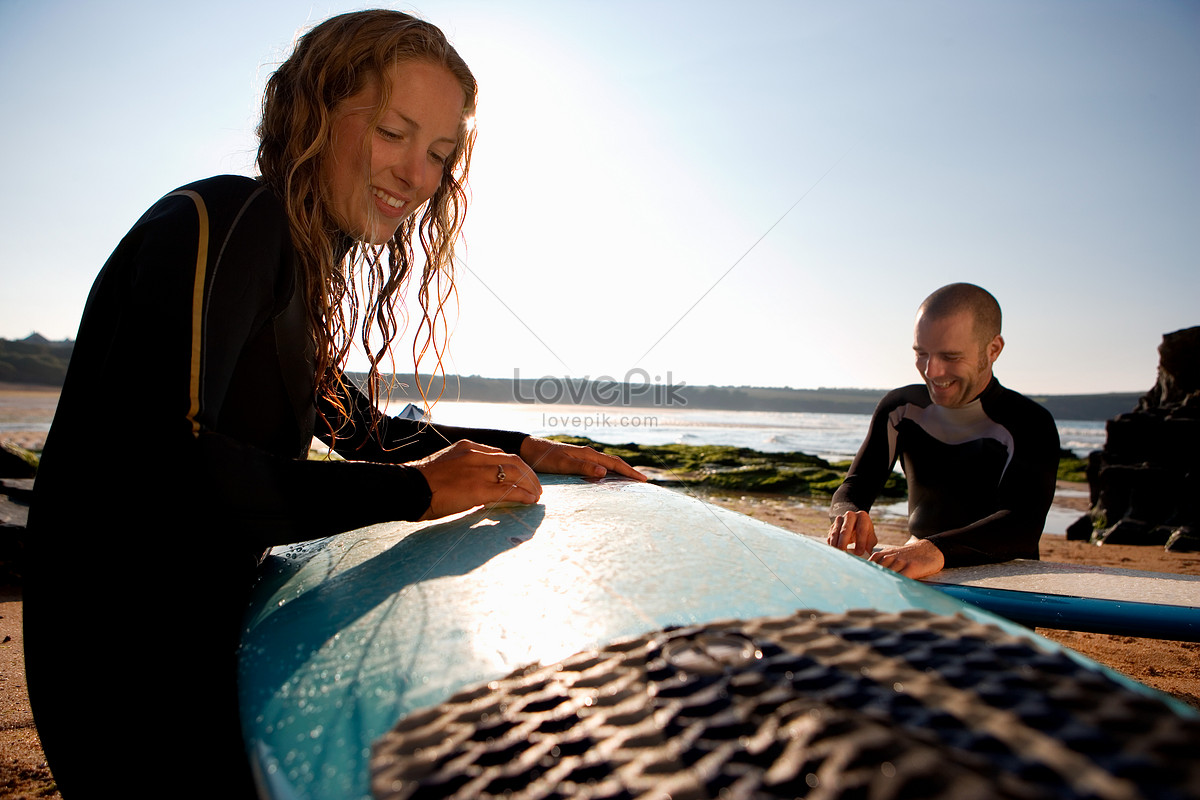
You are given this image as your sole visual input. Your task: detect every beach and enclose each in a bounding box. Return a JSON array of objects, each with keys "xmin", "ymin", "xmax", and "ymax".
[
  {"xmin": 0, "ymin": 386, "xmax": 56, "ymax": 798},
  {"xmin": 2, "ymin": 393, "xmax": 1198, "ymax": 798}
]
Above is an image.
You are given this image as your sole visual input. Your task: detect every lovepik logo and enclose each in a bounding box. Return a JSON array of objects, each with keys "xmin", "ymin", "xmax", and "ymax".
[{"xmin": 511, "ymin": 369, "xmax": 687, "ymax": 407}]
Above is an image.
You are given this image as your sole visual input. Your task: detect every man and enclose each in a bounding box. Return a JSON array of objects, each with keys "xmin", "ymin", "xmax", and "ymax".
[{"xmin": 827, "ymin": 283, "xmax": 1060, "ymax": 579}]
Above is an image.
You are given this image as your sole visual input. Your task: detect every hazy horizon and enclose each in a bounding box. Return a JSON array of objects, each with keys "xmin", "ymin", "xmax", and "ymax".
[{"xmin": 0, "ymin": 328, "xmax": 1159, "ymax": 397}]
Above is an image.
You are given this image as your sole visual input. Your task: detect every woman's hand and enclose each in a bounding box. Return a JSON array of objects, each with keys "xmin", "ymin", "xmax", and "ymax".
[
  {"xmin": 412, "ymin": 440, "xmax": 541, "ymax": 520},
  {"xmin": 518, "ymin": 436, "xmax": 648, "ymax": 481}
]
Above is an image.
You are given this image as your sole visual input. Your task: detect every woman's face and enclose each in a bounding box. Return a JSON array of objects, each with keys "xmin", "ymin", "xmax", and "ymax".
[{"xmin": 323, "ymin": 60, "xmax": 466, "ymax": 244}]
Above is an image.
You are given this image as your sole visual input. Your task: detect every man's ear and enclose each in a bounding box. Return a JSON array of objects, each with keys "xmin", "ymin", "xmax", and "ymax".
[{"xmin": 987, "ymin": 334, "xmax": 1005, "ymax": 364}]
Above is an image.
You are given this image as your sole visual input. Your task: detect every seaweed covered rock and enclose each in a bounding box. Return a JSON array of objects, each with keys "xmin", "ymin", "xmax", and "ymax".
[
  {"xmin": 0, "ymin": 440, "xmax": 38, "ymax": 479},
  {"xmin": 0, "ymin": 477, "xmax": 33, "ymax": 584},
  {"xmin": 1073, "ymin": 327, "xmax": 1200, "ymax": 550},
  {"xmin": 545, "ymin": 435, "xmax": 906, "ymax": 497},
  {"xmin": 0, "ymin": 441, "xmax": 38, "ymax": 583}
]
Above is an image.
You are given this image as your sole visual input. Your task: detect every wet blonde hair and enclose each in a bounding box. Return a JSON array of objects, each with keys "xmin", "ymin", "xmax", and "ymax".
[{"xmin": 256, "ymin": 9, "xmax": 477, "ymax": 437}]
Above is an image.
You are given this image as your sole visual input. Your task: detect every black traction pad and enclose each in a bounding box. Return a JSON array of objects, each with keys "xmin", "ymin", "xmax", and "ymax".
[{"xmin": 371, "ymin": 608, "xmax": 1200, "ymax": 799}]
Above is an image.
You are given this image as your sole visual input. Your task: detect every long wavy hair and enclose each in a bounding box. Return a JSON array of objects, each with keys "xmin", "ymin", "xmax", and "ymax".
[{"xmin": 256, "ymin": 9, "xmax": 477, "ymax": 439}]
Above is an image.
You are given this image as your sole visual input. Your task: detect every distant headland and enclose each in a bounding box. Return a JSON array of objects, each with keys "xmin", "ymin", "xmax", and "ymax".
[{"xmin": 0, "ymin": 334, "xmax": 73, "ymax": 386}]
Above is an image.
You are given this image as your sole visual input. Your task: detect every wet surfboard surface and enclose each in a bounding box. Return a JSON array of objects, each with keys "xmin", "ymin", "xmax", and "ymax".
[
  {"xmin": 922, "ymin": 560, "xmax": 1200, "ymax": 641},
  {"xmin": 238, "ymin": 476, "xmax": 1198, "ymax": 800}
]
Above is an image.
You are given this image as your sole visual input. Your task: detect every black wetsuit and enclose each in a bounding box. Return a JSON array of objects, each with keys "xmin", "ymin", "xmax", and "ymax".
[
  {"xmin": 830, "ymin": 378, "xmax": 1060, "ymax": 566},
  {"xmin": 24, "ymin": 175, "xmax": 526, "ymax": 797}
]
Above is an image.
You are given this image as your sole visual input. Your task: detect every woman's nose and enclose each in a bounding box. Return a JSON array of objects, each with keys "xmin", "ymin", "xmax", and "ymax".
[{"xmin": 391, "ymin": 145, "xmax": 426, "ymax": 188}]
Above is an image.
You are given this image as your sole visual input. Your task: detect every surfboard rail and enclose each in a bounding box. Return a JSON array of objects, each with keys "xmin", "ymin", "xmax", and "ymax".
[{"xmin": 922, "ymin": 559, "xmax": 1200, "ymax": 641}]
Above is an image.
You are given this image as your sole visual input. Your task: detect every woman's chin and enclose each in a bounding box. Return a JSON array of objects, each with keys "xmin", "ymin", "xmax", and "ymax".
[
  {"xmin": 352, "ymin": 224, "xmax": 403, "ymax": 246},
  {"xmin": 335, "ymin": 212, "xmax": 405, "ymax": 246}
]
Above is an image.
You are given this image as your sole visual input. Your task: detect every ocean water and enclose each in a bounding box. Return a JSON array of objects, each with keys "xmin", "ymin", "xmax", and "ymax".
[
  {"xmin": 397, "ymin": 399, "xmax": 1107, "ymax": 462},
  {"xmin": 4, "ymin": 390, "xmax": 1099, "ymax": 534},
  {"xmin": 402, "ymin": 400, "xmax": 1103, "ymax": 535}
]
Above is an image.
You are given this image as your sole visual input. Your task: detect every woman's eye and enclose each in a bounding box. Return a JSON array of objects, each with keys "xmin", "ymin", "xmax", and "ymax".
[
  {"xmin": 429, "ymin": 151, "xmax": 449, "ymax": 165},
  {"xmin": 377, "ymin": 127, "xmax": 403, "ymax": 141}
]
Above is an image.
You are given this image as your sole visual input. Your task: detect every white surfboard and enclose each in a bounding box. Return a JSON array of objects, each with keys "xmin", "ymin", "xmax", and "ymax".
[{"xmin": 922, "ymin": 559, "xmax": 1200, "ymax": 641}]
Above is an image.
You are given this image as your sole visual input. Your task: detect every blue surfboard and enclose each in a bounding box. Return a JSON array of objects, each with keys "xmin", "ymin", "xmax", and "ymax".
[{"xmin": 238, "ymin": 475, "xmax": 1198, "ymax": 800}]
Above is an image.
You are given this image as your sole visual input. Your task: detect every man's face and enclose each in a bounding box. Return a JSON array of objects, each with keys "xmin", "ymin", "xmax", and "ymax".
[{"xmin": 913, "ymin": 310, "xmax": 1002, "ymax": 408}]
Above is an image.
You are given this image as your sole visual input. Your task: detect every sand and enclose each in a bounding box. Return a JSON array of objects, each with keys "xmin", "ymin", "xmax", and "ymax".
[{"xmin": 2, "ymin": 405, "xmax": 1198, "ymax": 797}]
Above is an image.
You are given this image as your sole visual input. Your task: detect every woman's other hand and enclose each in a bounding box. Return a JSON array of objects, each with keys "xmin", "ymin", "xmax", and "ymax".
[
  {"xmin": 413, "ymin": 440, "xmax": 541, "ymax": 520},
  {"xmin": 519, "ymin": 437, "xmax": 648, "ymax": 481}
]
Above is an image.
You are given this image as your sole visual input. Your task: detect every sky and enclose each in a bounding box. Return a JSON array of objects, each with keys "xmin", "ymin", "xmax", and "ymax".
[{"xmin": 1, "ymin": 0, "xmax": 1196, "ymax": 395}]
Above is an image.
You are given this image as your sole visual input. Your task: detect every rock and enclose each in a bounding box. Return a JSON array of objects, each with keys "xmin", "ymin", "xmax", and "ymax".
[
  {"xmin": 0, "ymin": 477, "xmax": 34, "ymax": 497},
  {"xmin": 1165, "ymin": 527, "xmax": 1200, "ymax": 553},
  {"xmin": 1097, "ymin": 517, "xmax": 1166, "ymax": 546},
  {"xmin": 1084, "ymin": 327, "xmax": 1200, "ymax": 547},
  {"xmin": 0, "ymin": 478, "xmax": 33, "ymax": 528},
  {"xmin": 0, "ymin": 441, "xmax": 38, "ymax": 479},
  {"xmin": 1140, "ymin": 326, "xmax": 1200, "ymax": 409},
  {"xmin": 0, "ymin": 477, "xmax": 32, "ymax": 585},
  {"xmin": 1085, "ymin": 450, "xmax": 1103, "ymax": 506},
  {"xmin": 1065, "ymin": 514, "xmax": 1095, "ymax": 541}
]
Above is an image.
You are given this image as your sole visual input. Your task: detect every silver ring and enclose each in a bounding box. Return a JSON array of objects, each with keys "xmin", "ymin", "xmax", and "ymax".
[{"xmin": 496, "ymin": 465, "xmax": 506, "ymax": 483}]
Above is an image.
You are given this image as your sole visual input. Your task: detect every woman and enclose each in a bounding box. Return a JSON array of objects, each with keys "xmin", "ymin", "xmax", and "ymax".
[{"xmin": 24, "ymin": 10, "xmax": 642, "ymax": 797}]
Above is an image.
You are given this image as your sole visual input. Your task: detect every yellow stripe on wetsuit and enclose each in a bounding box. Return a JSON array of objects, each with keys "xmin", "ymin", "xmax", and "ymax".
[{"xmin": 167, "ymin": 189, "xmax": 209, "ymax": 436}]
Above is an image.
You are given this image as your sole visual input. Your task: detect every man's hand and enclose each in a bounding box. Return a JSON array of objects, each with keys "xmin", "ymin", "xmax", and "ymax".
[
  {"xmin": 830, "ymin": 516, "xmax": 947, "ymax": 579},
  {"xmin": 828, "ymin": 510, "xmax": 877, "ymax": 556},
  {"xmin": 867, "ymin": 537, "xmax": 945, "ymax": 579},
  {"xmin": 519, "ymin": 437, "xmax": 648, "ymax": 482}
]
